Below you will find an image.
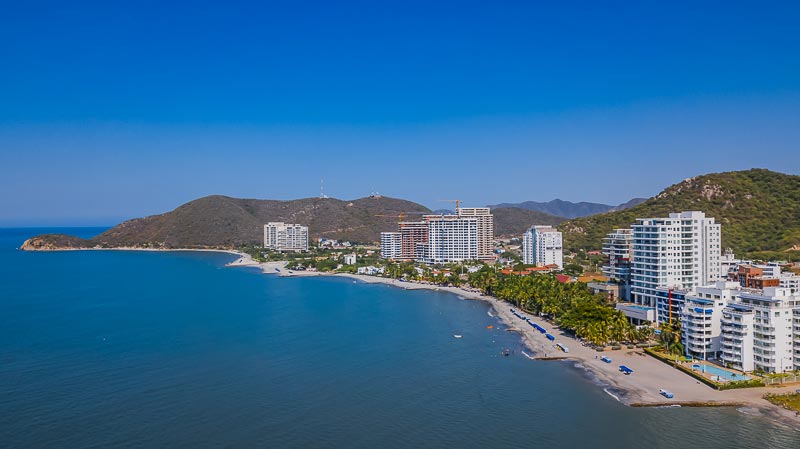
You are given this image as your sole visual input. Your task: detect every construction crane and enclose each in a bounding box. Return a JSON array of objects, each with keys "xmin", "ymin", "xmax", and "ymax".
[
  {"xmin": 439, "ymin": 199, "xmax": 462, "ymax": 212},
  {"xmin": 375, "ymin": 211, "xmax": 426, "ymax": 223}
]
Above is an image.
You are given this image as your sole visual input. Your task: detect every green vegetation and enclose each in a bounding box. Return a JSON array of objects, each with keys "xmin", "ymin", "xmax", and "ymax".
[
  {"xmin": 491, "ymin": 207, "xmax": 566, "ymax": 237},
  {"xmin": 467, "ymin": 268, "xmax": 651, "ymax": 346},
  {"xmin": 658, "ymin": 321, "xmax": 685, "ymax": 356},
  {"xmin": 560, "ymin": 169, "xmax": 800, "ymax": 256},
  {"xmin": 764, "ymin": 393, "xmax": 800, "ymax": 413}
]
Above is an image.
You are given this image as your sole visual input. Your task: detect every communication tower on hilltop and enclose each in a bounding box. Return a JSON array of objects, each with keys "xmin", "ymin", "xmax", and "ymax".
[{"xmin": 320, "ymin": 178, "xmax": 328, "ymax": 199}]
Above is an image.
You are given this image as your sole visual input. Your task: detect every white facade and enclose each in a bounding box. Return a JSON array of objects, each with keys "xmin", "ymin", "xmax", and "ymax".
[
  {"xmin": 631, "ymin": 211, "xmax": 722, "ymax": 308},
  {"xmin": 754, "ymin": 263, "xmax": 781, "ymax": 279},
  {"xmin": 681, "ymin": 281, "xmax": 742, "ymax": 360},
  {"xmin": 456, "ymin": 207, "xmax": 494, "ymax": 260},
  {"xmin": 421, "ymin": 215, "xmax": 478, "ymax": 264},
  {"xmin": 343, "ymin": 254, "xmax": 357, "ymax": 265},
  {"xmin": 795, "ymin": 308, "xmax": 800, "ymax": 370},
  {"xmin": 380, "ymin": 232, "xmax": 402, "ymax": 259},
  {"xmin": 721, "ymin": 303, "xmax": 757, "ymax": 372},
  {"xmin": 264, "ymin": 222, "xmax": 308, "ymax": 252},
  {"xmin": 780, "ymin": 273, "xmax": 800, "ymax": 295},
  {"xmin": 721, "ymin": 287, "xmax": 798, "ymax": 373},
  {"xmin": 522, "ymin": 226, "xmax": 563, "ymax": 268}
]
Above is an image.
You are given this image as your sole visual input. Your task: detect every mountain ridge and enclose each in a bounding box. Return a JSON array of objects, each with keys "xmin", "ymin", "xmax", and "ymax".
[
  {"xmin": 488, "ymin": 198, "xmax": 646, "ymax": 219},
  {"xmin": 559, "ymin": 169, "xmax": 800, "ymax": 256}
]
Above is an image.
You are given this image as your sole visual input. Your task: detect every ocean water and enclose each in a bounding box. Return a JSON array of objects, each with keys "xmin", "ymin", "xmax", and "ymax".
[{"xmin": 0, "ymin": 228, "xmax": 798, "ymax": 448}]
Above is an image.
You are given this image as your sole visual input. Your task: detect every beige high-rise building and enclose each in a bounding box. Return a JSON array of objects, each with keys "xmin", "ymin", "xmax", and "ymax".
[
  {"xmin": 456, "ymin": 207, "xmax": 494, "ymax": 260},
  {"xmin": 264, "ymin": 222, "xmax": 308, "ymax": 252}
]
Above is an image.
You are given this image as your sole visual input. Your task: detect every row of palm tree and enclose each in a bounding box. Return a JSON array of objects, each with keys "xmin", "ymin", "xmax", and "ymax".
[{"xmin": 467, "ymin": 267, "xmax": 652, "ymax": 346}]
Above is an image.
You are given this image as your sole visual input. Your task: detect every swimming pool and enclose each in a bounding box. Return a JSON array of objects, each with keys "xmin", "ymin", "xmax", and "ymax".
[{"xmin": 692, "ymin": 364, "xmax": 751, "ymax": 381}]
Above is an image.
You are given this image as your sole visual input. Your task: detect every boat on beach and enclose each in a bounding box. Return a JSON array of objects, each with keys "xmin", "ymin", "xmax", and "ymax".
[{"xmin": 659, "ymin": 389, "xmax": 674, "ymax": 399}]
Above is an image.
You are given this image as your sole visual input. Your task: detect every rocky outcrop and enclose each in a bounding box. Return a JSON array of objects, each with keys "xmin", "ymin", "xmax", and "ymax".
[{"xmin": 21, "ymin": 234, "xmax": 91, "ymax": 251}]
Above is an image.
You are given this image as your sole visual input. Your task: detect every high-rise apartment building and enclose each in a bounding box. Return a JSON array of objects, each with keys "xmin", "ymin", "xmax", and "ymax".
[
  {"xmin": 421, "ymin": 214, "xmax": 478, "ymax": 264},
  {"xmin": 602, "ymin": 228, "xmax": 633, "ymax": 301},
  {"xmin": 720, "ymin": 287, "xmax": 799, "ymax": 373},
  {"xmin": 522, "ymin": 226, "xmax": 563, "ymax": 268},
  {"xmin": 631, "ymin": 211, "xmax": 722, "ymax": 308},
  {"xmin": 264, "ymin": 222, "xmax": 309, "ymax": 252},
  {"xmin": 456, "ymin": 207, "xmax": 494, "ymax": 260},
  {"xmin": 399, "ymin": 220, "xmax": 428, "ymax": 261},
  {"xmin": 680, "ymin": 281, "xmax": 742, "ymax": 360},
  {"xmin": 380, "ymin": 232, "xmax": 402, "ymax": 259}
]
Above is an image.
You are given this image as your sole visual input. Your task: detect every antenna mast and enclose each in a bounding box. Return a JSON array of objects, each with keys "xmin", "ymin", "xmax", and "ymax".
[{"xmin": 320, "ymin": 178, "xmax": 328, "ymax": 199}]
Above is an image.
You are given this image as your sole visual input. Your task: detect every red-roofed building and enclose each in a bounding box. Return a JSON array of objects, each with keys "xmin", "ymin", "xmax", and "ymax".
[{"xmin": 556, "ymin": 274, "xmax": 572, "ymax": 283}]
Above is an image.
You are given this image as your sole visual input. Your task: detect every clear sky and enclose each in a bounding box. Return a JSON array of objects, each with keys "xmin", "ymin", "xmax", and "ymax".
[{"xmin": 1, "ymin": 1, "xmax": 799, "ymax": 225}]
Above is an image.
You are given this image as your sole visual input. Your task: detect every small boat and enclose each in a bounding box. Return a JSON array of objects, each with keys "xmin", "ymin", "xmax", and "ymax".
[
  {"xmin": 545, "ymin": 333, "xmax": 555, "ymax": 341},
  {"xmin": 453, "ymin": 335, "xmax": 463, "ymax": 339},
  {"xmin": 659, "ymin": 389, "xmax": 674, "ymax": 399},
  {"xmin": 486, "ymin": 325, "xmax": 493, "ymax": 329},
  {"xmin": 501, "ymin": 349, "xmax": 510, "ymax": 356},
  {"xmin": 600, "ymin": 356, "xmax": 612, "ymax": 363},
  {"xmin": 619, "ymin": 365, "xmax": 633, "ymax": 375},
  {"xmin": 556, "ymin": 343, "xmax": 569, "ymax": 353}
]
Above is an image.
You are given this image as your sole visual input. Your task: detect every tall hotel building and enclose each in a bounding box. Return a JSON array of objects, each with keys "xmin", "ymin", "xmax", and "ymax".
[
  {"xmin": 421, "ymin": 214, "xmax": 479, "ymax": 264},
  {"xmin": 522, "ymin": 226, "xmax": 563, "ymax": 268},
  {"xmin": 380, "ymin": 232, "xmax": 402, "ymax": 259},
  {"xmin": 602, "ymin": 228, "xmax": 633, "ymax": 301},
  {"xmin": 380, "ymin": 206, "xmax": 494, "ymax": 265},
  {"xmin": 631, "ymin": 211, "xmax": 722, "ymax": 309},
  {"xmin": 455, "ymin": 207, "xmax": 494, "ymax": 260},
  {"xmin": 264, "ymin": 222, "xmax": 309, "ymax": 252}
]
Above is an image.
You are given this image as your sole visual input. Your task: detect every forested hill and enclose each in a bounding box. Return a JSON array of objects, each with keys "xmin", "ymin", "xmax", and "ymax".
[
  {"xmin": 559, "ymin": 169, "xmax": 800, "ymax": 256},
  {"xmin": 22, "ymin": 195, "xmax": 432, "ymax": 249}
]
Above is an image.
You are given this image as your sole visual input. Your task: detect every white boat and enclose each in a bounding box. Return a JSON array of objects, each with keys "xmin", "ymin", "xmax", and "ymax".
[{"xmin": 453, "ymin": 335, "xmax": 463, "ymax": 339}]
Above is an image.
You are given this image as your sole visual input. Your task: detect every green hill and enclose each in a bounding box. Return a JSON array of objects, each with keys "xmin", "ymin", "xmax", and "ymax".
[
  {"xmin": 22, "ymin": 195, "xmax": 432, "ymax": 249},
  {"xmin": 559, "ymin": 169, "xmax": 800, "ymax": 256},
  {"xmin": 491, "ymin": 207, "xmax": 566, "ymax": 236}
]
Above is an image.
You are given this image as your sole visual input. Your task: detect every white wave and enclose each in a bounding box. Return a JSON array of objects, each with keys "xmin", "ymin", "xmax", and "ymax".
[{"xmin": 604, "ymin": 388, "xmax": 621, "ymax": 402}]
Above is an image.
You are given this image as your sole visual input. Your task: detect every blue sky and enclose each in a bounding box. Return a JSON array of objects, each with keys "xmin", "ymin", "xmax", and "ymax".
[{"xmin": 1, "ymin": 1, "xmax": 799, "ymax": 225}]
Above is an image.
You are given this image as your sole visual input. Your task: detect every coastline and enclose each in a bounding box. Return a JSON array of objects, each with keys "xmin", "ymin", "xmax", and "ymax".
[
  {"xmin": 22, "ymin": 247, "xmax": 800, "ymax": 428},
  {"xmin": 267, "ymin": 268, "xmax": 800, "ymax": 427}
]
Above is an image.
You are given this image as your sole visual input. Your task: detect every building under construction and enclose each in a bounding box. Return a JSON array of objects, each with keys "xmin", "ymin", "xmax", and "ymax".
[{"xmin": 380, "ymin": 204, "xmax": 494, "ymax": 264}]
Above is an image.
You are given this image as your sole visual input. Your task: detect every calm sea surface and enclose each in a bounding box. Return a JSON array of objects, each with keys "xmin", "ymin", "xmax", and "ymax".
[{"xmin": 1, "ymin": 228, "xmax": 798, "ymax": 448}]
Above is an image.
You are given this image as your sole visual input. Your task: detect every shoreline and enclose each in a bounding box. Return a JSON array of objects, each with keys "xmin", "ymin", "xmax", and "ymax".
[
  {"xmin": 279, "ymin": 270, "xmax": 800, "ymax": 427},
  {"xmin": 21, "ymin": 247, "xmax": 800, "ymax": 428}
]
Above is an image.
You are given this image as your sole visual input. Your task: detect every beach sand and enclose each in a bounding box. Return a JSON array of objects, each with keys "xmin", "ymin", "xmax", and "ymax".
[
  {"xmin": 284, "ymin": 272, "xmax": 800, "ymax": 427},
  {"xmin": 55, "ymin": 248, "xmax": 800, "ymax": 427}
]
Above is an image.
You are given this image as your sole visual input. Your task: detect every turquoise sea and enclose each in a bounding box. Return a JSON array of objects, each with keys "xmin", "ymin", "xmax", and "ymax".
[{"xmin": 1, "ymin": 228, "xmax": 798, "ymax": 448}]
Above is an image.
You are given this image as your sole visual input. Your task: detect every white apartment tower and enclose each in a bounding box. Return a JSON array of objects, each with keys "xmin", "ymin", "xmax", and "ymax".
[
  {"xmin": 631, "ymin": 211, "xmax": 722, "ymax": 308},
  {"xmin": 720, "ymin": 287, "xmax": 798, "ymax": 373},
  {"xmin": 380, "ymin": 232, "xmax": 402, "ymax": 259},
  {"xmin": 456, "ymin": 207, "xmax": 494, "ymax": 260},
  {"xmin": 421, "ymin": 215, "xmax": 478, "ymax": 264},
  {"xmin": 522, "ymin": 226, "xmax": 563, "ymax": 268},
  {"xmin": 264, "ymin": 222, "xmax": 309, "ymax": 252},
  {"xmin": 680, "ymin": 281, "xmax": 742, "ymax": 360}
]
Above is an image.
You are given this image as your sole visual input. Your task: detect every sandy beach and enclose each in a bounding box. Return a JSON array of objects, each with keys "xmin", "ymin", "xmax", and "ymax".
[
  {"xmin": 38, "ymin": 248, "xmax": 800, "ymax": 426},
  {"xmin": 238, "ymin": 268, "xmax": 800, "ymax": 427}
]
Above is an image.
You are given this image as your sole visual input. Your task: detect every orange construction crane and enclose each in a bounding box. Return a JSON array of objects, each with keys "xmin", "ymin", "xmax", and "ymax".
[
  {"xmin": 438, "ymin": 199, "xmax": 462, "ymax": 211},
  {"xmin": 375, "ymin": 211, "xmax": 426, "ymax": 223}
]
